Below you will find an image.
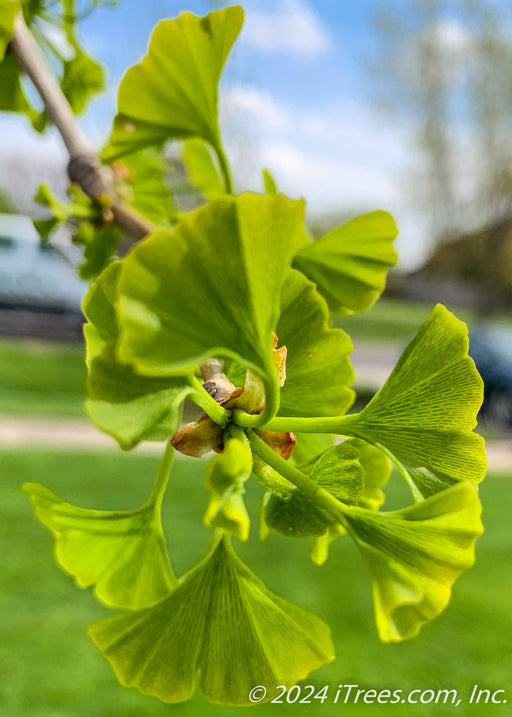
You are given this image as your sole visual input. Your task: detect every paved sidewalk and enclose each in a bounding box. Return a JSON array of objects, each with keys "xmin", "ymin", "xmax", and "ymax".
[{"xmin": 0, "ymin": 416, "xmax": 509, "ymax": 472}]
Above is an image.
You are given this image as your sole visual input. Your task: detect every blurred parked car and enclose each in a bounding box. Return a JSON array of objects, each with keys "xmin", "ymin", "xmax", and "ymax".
[
  {"xmin": 0, "ymin": 214, "xmax": 86, "ymax": 341},
  {"xmin": 469, "ymin": 324, "xmax": 512, "ymax": 426}
]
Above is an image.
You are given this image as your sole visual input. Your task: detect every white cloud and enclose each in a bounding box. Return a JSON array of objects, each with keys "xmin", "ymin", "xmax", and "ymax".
[
  {"xmin": 221, "ymin": 82, "xmax": 428, "ymax": 268},
  {"xmin": 241, "ymin": 0, "xmax": 331, "ymax": 58},
  {"xmin": 223, "ymin": 85, "xmax": 291, "ymax": 133}
]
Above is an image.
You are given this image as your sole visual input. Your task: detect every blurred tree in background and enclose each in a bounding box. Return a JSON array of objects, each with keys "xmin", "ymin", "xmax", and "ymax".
[{"xmin": 372, "ymin": 0, "xmax": 512, "ymax": 246}]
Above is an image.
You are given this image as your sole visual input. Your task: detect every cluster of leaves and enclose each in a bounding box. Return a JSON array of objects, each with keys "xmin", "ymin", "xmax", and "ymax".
[
  {"xmin": 0, "ymin": 0, "xmax": 109, "ymax": 130},
  {"xmin": 12, "ymin": 3, "xmax": 487, "ymax": 708}
]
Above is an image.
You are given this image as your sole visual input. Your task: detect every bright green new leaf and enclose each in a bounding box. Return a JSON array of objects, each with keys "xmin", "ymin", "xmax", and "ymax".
[
  {"xmin": 342, "ymin": 304, "xmax": 486, "ymax": 500},
  {"xmin": 116, "ymin": 148, "xmax": 178, "ymax": 225},
  {"xmin": 89, "ymin": 534, "xmax": 334, "ymax": 705},
  {"xmin": 293, "ymin": 210, "xmax": 398, "ymax": 316},
  {"xmin": 82, "ymin": 259, "xmax": 120, "ymax": 366},
  {"xmin": 103, "ymin": 5, "xmax": 244, "ymax": 161},
  {"xmin": 341, "ymin": 481, "xmax": 483, "ymax": 642},
  {"xmin": 23, "ymin": 482, "xmax": 176, "ymax": 609},
  {"xmin": 74, "ymin": 223, "xmax": 123, "ymax": 281},
  {"xmin": 277, "ymin": 269, "xmax": 354, "ymax": 417},
  {"xmin": 83, "ymin": 262, "xmax": 193, "ymax": 449},
  {"xmin": 204, "ymin": 437, "xmax": 252, "ymax": 540},
  {"xmin": 0, "ymin": 0, "xmax": 19, "ymax": 59},
  {"xmin": 0, "ymin": 52, "xmax": 45, "ymax": 130},
  {"xmin": 264, "ymin": 443, "xmax": 364, "ymax": 538},
  {"xmin": 262, "ymin": 168, "xmax": 277, "ymax": 195},
  {"xmin": 87, "ymin": 344, "xmax": 192, "ymax": 450},
  {"xmin": 344, "ymin": 438, "xmax": 391, "ymax": 510},
  {"xmin": 293, "ymin": 432, "xmax": 334, "ymax": 471},
  {"xmin": 183, "ymin": 138, "xmax": 225, "ymax": 199},
  {"xmin": 310, "ymin": 439, "xmax": 391, "ymax": 564},
  {"xmin": 61, "ymin": 47, "xmax": 104, "ymax": 115},
  {"xmin": 118, "ymin": 194, "xmax": 305, "ymax": 413}
]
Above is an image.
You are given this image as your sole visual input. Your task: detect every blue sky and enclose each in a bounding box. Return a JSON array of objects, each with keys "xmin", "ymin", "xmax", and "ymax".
[{"xmin": 1, "ymin": 0, "xmax": 427, "ymax": 266}]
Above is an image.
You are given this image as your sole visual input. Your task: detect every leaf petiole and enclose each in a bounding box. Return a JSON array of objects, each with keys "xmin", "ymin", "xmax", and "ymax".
[
  {"xmin": 247, "ymin": 430, "xmax": 350, "ymax": 529},
  {"xmin": 189, "ymin": 375, "xmax": 230, "ymax": 426},
  {"xmin": 212, "ymin": 139, "xmax": 234, "ymax": 194},
  {"xmin": 145, "ymin": 439, "xmax": 176, "ymax": 510},
  {"xmin": 237, "ymin": 412, "xmax": 358, "ymax": 434}
]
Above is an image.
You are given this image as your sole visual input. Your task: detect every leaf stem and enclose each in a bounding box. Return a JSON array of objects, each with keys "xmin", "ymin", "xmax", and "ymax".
[
  {"xmin": 232, "ymin": 372, "xmax": 281, "ymax": 428},
  {"xmin": 247, "ymin": 431, "xmax": 349, "ymax": 528},
  {"xmin": 190, "ymin": 375, "xmax": 230, "ymax": 426},
  {"xmin": 237, "ymin": 412, "xmax": 359, "ymax": 434},
  {"xmin": 147, "ymin": 440, "xmax": 175, "ymax": 510},
  {"xmin": 213, "ymin": 140, "xmax": 234, "ymax": 194}
]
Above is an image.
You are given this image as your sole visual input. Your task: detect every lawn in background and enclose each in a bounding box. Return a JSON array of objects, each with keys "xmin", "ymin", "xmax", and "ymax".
[
  {"xmin": 1, "ymin": 447, "xmax": 509, "ymax": 717},
  {"xmin": 0, "ymin": 338, "xmax": 85, "ymax": 416}
]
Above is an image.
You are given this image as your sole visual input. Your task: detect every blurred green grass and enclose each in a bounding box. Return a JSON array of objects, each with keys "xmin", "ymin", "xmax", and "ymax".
[
  {"xmin": 0, "ymin": 447, "xmax": 509, "ymax": 717},
  {"xmin": 336, "ymin": 298, "xmax": 474, "ymax": 345},
  {"xmin": 0, "ymin": 338, "xmax": 85, "ymax": 416}
]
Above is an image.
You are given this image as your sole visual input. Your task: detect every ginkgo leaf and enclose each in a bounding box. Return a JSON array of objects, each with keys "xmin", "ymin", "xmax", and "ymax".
[
  {"xmin": 344, "ymin": 438, "xmax": 391, "ymax": 510},
  {"xmin": 293, "ymin": 432, "xmax": 335, "ymax": 471},
  {"xmin": 23, "ymin": 483, "xmax": 176, "ymax": 609},
  {"xmin": 183, "ymin": 138, "xmax": 225, "ymax": 199},
  {"xmin": 340, "ymin": 482, "xmax": 483, "ymax": 642},
  {"xmin": 310, "ymin": 440, "xmax": 391, "ymax": 565},
  {"xmin": 61, "ymin": 47, "xmax": 104, "ymax": 115},
  {"xmin": 116, "ymin": 148, "xmax": 178, "ymax": 225},
  {"xmin": 87, "ymin": 344, "xmax": 192, "ymax": 450},
  {"xmin": 103, "ymin": 6, "xmax": 244, "ymax": 161},
  {"xmin": 0, "ymin": 52, "xmax": 45, "ymax": 130},
  {"xmin": 264, "ymin": 443, "xmax": 364, "ymax": 538},
  {"xmin": 117, "ymin": 194, "xmax": 305, "ymax": 412},
  {"xmin": 82, "ymin": 260, "xmax": 120, "ymax": 366},
  {"xmin": 0, "ymin": 0, "xmax": 20, "ymax": 59},
  {"xmin": 204, "ymin": 437, "xmax": 252, "ymax": 540},
  {"xmin": 262, "ymin": 168, "xmax": 277, "ymax": 195},
  {"xmin": 293, "ymin": 210, "xmax": 398, "ymax": 316},
  {"xmin": 83, "ymin": 262, "xmax": 193, "ymax": 449},
  {"xmin": 89, "ymin": 534, "xmax": 334, "ymax": 705},
  {"xmin": 277, "ymin": 269, "xmax": 354, "ymax": 417},
  {"xmin": 341, "ymin": 304, "xmax": 487, "ymax": 500}
]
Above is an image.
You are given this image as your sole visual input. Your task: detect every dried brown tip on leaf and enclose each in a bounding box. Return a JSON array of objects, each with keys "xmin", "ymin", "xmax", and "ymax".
[
  {"xmin": 171, "ymin": 415, "xmax": 224, "ymax": 457},
  {"xmin": 256, "ymin": 430, "xmax": 297, "ymax": 460},
  {"xmin": 273, "ymin": 345, "xmax": 287, "ymax": 387}
]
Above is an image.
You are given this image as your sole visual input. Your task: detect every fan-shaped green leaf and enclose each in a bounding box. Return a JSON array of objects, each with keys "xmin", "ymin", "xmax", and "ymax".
[
  {"xmin": 0, "ymin": 0, "xmax": 20, "ymax": 59},
  {"xmin": 310, "ymin": 439, "xmax": 391, "ymax": 564},
  {"xmin": 264, "ymin": 443, "xmax": 364, "ymax": 538},
  {"xmin": 23, "ymin": 482, "xmax": 176, "ymax": 609},
  {"xmin": 83, "ymin": 262, "xmax": 193, "ymax": 449},
  {"xmin": 115, "ymin": 148, "xmax": 178, "ymax": 225},
  {"xmin": 341, "ymin": 482, "xmax": 482, "ymax": 642},
  {"xmin": 87, "ymin": 344, "xmax": 192, "ymax": 450},
  {"xmin": 61, "ymin": 47, "xmax": 104, "ymax": 115},
  {"xmin": 344, "ymin": 438, "xmax": 391, "ymax": 510},
  {"xmin": 183, "ymin": 138, "xmax": 224, "ymax": 199},
  {"xmin": 89, "ymin": 534, "xmax": 334, "ymax": 705},
  {"xmin": 277, "ymin": 269, "xmax": 354, "ymax": 417},
  {"xmin": 293, "ymin": 210, "xmax": 398, "ymax": 316},
  {"xmin": 342, "ymin": 304, "xmax": 486, "ymax": 499},
  {"xmin": 103, "ymin": 6, "xmax": 244, "ymax": 161},
  {"xmin": 204, "ymin": 437, "xmax": 252, "ymax": 540},
  {"xmin": 262, "ymin": 168, "xmax": 277, "ymax": 195},
  {"xmin": 117, "ymin": 194, "xmax": 305, "ymax": 415},
  {"xmin": 82, "ymin": 259, "xmax": 120, "ymax": 366},
  {"xmin": 293, "ymin": 432, "xmax": 335, "ymax": 470}
]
